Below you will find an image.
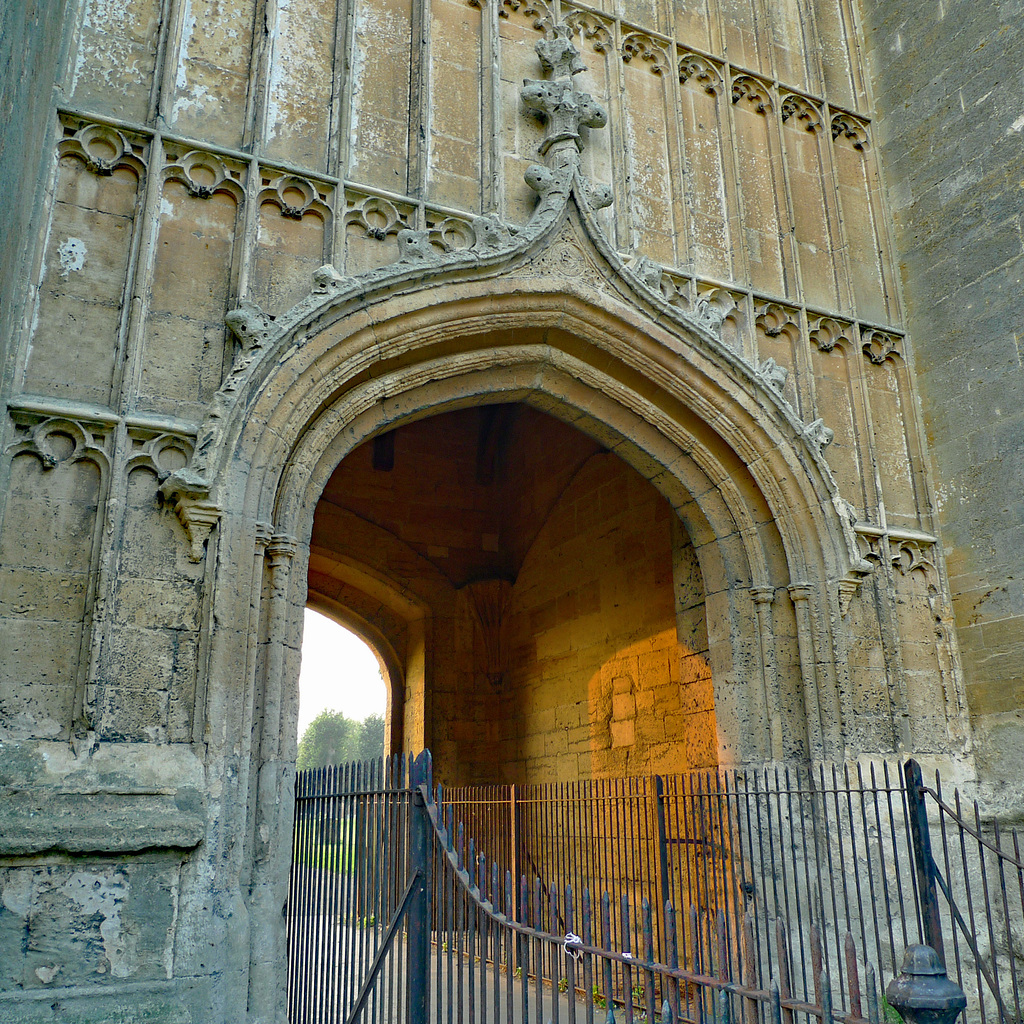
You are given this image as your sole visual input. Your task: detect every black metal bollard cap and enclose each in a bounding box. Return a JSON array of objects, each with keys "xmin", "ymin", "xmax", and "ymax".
[{"xmin": 886, "ymin": 945, "xmax": 968, "ymax": 1024}]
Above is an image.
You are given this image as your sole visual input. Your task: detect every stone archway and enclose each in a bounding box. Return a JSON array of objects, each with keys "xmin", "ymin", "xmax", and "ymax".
[
  {"xmin": 159, "ymin": 281, "xmax": 867, "ymax": 1021},
  {"xmin": 301, "ymin": 596, "xmax": 407, "ymax": 755},
  {"xmin": 156, "ymin": 156, "xmax": 869, "ymax": 1021},
  {"xmin": 307, "ymin": 402, "xmax": 721, "ymax": 786}
]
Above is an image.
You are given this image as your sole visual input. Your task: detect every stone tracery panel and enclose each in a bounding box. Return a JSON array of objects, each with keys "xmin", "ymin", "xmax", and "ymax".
[
  {"xmin": 831, "ymin": 113, "xmax": 893, "ymax": 324},
  {"xmin": 677, "ymin": 52, "xmax": 731, "ymax": 281},
  {"xmin": 24, "ymin": 121, "xmax": 146, "ymax": 408},
  {"xmin": 347, "ymin": 0, "xmax": 415, "ymax": 189},
  {"xmin": 619, "ymin": 33, "xmax": 680, "ymax": 264},
  {"xmin": 730, "ymin": 76, "xmax": 788, "ymax": 297},
  {"xmin": 263, "ymin": 0, "xmax": 339, "ymax": 172},
  {"xmin": 253, "ymin": 172, "xmax": 333, "ymax": 315},
  {"xmin": 68, "ymin": 0, "xmax": 162, "ymax": 123},
  {"xmin": 781, "ymin": 93, "xmax": 839, "ymax": 311},
  {"xmin": 136, "ymin": 147, "xmax": 245, "ymax": 422},
  {"xmin": 0, "ymin": 415, "xmax": 110, "ymax": 740}
]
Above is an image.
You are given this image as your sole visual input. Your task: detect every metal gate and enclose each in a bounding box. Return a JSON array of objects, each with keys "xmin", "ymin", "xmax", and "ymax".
[
  {"xmin": 287, "ymin": 753, "xmax": 431, "ymax": 1024},
  {"xmin": 286, "ymin": 752, "xmax": 892, "ymax": 1024}
]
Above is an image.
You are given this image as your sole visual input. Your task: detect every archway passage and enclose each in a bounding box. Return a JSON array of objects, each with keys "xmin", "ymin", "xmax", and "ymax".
[{"xmin": 306, "ymin": 402, "xmax": 719, "ymax": 786}]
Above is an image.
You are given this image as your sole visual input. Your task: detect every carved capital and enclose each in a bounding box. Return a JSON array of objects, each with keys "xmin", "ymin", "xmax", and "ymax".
[
  {"xmin": 751, "ymin": 587, "xmax": 776, "ymax": 607},
  {"xmin": 266, "ymin": 535, "xmax": 299, "ymax": 565}
]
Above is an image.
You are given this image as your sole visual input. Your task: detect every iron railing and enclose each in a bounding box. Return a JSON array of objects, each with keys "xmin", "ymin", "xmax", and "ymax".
[
  {"xmin": 442, "ymin": 762, "xmax": 1024, "ymax": 1023},
  {"xmin": 287, "ymin": 755, "xmax": 1023, "ymax": 1024},
  {"xmin": 908, "ymin": 762, "xmax": 1024, "ymax": 1024},
  {"xmin": 288, "ymin": 755, "xmax": 426, "ymax": 1024},
  {"xmin": 428, "ymin": 777, "xmax": 880, "ymax": 1024}
]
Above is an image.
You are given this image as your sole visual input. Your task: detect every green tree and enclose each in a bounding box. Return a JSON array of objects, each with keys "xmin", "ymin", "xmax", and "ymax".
[
  {"xmin": 357, "ymin": 714, "xmax": 385, "ymax": 761},
  {"xmin": 297, "ymin": 709, "xmax": 357, "ymax": 769},
  {"xmin": 297, "ymin": 710, "xmax": 385, "ymax": 769}
]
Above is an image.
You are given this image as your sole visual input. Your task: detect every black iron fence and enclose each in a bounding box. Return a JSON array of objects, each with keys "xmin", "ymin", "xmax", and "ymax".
[
  {"xmin": 287, "ymin": 755, "xmax": 428, "ymax": 1024},
  {"xmin": 907, "ymin": 762, "xmax": 1024, "ymax": 1024},
  {"xmin": 286, "ymin": 755, "xmax": 1024, "ymax": 1024},
  {"xmin": 441, "ymin": 761, "xmax": 1023, "ymax": 1023}
]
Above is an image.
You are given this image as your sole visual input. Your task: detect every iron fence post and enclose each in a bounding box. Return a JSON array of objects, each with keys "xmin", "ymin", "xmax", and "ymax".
[
  {"xmin": 904, "ymin": 759, "xmax": 945, "ymax": 965},
  {"xmin": 409, "ymin": 750, "xmax": 432, "ymax": 1024},
  {"xmin": 655, "ymin": 775, "xmax": 671, "ymax": 961}
]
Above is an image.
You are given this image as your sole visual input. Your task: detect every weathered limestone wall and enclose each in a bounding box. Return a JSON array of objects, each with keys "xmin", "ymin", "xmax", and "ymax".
[
  {"xmin": 503, "ymin": 452, "xmax": 716, "ymax": 781},
  {"xmin": 857, "ymin": 0, "xmax": 1024, "ymax": 807},
  {"xmin": 0, "ymin": 0, "xmax": 999, "ymax": 1017},
  {"xmin": 0, "ymin": 0, "xmax": 69, "ymax": 374}
]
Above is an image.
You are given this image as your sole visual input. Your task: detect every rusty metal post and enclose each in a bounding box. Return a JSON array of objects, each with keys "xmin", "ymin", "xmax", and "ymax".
[{"xmin": 904, "ymin": 759, "xmax": 945, "ymax": 964}]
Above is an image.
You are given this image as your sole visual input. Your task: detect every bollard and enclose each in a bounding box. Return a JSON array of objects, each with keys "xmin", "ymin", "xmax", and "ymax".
[{"xmin": 886, "ymin": 945, "xmax": 967, "ymax": 1024}]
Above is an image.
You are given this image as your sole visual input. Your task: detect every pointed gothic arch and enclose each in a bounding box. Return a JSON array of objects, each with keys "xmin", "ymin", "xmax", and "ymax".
[{"xmin": 153, "ymin": 44, "xmax": 874, "ymax": 1013}]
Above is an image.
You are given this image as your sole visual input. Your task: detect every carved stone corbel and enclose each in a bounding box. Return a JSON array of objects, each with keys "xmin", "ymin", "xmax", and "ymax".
[
  {"xmin": 804, "ymin": 418, "xmax": 835, "ymax": 448},
  {"xmin": 757, "ymin": 357, "xmax": 788, "ymax": 392},
  {"xmin": 159, "ymin": 471, "xmax": 221, "ymax": 563}
]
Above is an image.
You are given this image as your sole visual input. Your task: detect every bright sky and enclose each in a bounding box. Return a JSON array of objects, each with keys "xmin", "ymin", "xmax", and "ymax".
[{"xmin": 297, "ymin": 608, "xmax": 387, "ymax": 737}]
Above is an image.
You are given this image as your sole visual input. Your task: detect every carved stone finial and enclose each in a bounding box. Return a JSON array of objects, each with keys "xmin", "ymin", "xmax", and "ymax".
[
  {"xmin": 694, "ymin": 297, "xmax": 727, "ymax": 333},
  {"xmin": 535, "ymin": 23, "xmax": 586, "ymax": 78},
  {"xmin": 522, "ymin": 24, "xmax": 608, "ymax": 157},
  {"xmin": 632, "ymin": 255, "xmax": 663, "ymax": 291},
  {"xmin": 581, "ymin": 179, "xmax": 614, "ymax": 210},
  {"xmin": 521, "ymin": 78, "xmax": 608, "ymax": 155},
  {"xmin": 472, "ymin": 213, "xmax": 516, "ymax": 252},
  {"xmin": 311, "ymin": 264, "xmax": 348, "ymax": 294},
  {"xmin": 225, "ymin": 301, "xmax": 274, "ymax": 350}
]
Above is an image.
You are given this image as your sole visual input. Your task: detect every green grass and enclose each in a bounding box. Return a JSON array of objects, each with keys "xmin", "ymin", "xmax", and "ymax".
[{"xmin": 292, "ymin": 836, "xmax": 354, "ymax": 873}]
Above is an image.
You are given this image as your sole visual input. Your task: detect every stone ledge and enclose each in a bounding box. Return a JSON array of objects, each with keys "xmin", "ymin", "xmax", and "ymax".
[
  {"xmin": 0, "ymin": 740, "xmax": 207, "ymax": 855},
  {"xmin": 0, "ymin": 790, "xmax": 205, "ymax": 855}
]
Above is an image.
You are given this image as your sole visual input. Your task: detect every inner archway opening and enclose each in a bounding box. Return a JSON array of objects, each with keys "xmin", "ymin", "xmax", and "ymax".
[
  {"xmin": 305, "ymin": 402, "xmax": 720, "ymax": 787},
  {"xmin": 296, "ymin": 608, "xmax": 388, "ymax": 767}
]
